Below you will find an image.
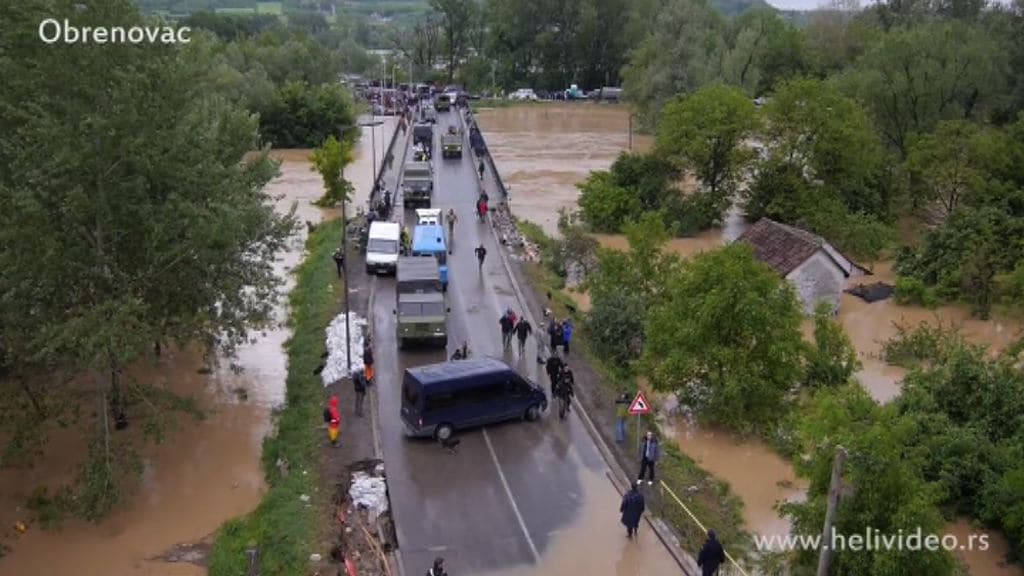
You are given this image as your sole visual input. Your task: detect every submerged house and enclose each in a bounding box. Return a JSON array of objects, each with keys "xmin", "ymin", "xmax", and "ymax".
[{"xmin": 738, "ymin": 218, "xmax": 868, "ymax": 314}]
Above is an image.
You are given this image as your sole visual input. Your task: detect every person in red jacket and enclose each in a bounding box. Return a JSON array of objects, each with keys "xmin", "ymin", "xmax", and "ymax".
[{"xmin": 324, "ymin": 395, "xmax": 341, "ymax": 446}]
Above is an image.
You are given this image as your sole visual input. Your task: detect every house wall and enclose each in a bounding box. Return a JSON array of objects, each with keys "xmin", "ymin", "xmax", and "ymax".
[{"xmin": 785, "ymin": 250, "xmax": 851, "ymax": 314}]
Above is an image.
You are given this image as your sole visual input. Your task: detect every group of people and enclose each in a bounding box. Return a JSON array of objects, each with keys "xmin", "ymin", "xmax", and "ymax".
[
  {"xmin": 546, "ymin": 315, "xmax": 573, "ymax": 355},
  {"xmin": 322, "ymin": 339, "xmax": 377, "ymax": 446}
]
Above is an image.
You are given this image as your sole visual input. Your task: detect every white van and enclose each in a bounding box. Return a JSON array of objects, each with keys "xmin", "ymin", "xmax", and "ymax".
[{"xmin": 365, "ymin": 221, "xmax": 401, "ymax": 275}]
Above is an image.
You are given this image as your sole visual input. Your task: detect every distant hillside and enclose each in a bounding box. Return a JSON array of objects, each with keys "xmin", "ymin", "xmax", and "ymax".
[{"xmin": 709, "ymin": 0, "xmax": 775, "ymax": 15}]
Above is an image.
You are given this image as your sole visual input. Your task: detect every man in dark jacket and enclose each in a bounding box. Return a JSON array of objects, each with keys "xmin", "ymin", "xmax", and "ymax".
[
  {"xmin": 353, "ymin": 369, "xmax": 368, "ymax": 417},
  {"xmin": 514, "ymin": 318, "xmax": 532, "ymax": 355},
  {"xmin": 499, "ymin": 311, "xmax": 515, "ymax": 349},
  {"xmin": 697, "ymin": 530, "xmax": 726, "ymax": 576},
  {"xmin": 619, "ymin": 481, "xmax": 645, "ymax": 538},
  {"xmin": 545, "ymin": 355, "xmax": 563, "ymax": 395},
  {"xmin": 638, "ymin": 431, "xmax": 660, "ymax": 485}
]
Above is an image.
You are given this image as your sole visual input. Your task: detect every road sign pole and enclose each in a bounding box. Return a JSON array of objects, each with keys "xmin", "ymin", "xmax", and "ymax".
[{"xmin": 636, "ymin": 413, "xmax": 641, "ymax": 454}]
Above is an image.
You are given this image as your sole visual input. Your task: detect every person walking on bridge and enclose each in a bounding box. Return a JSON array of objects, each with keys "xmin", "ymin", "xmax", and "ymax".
[
  {"xmin": 475, "ymin": 243, "xmax": 487, "ymax": 273},
  {"xmin": 697, "ymin": 530, "xmax": 726, "ymax": 576},
  {"xmin": 514, "ymin": 317, "xmax": 532, "ymax": 356},
  {"xmin": 478, "ymin": 157, "xmax": 485, "ymax": 179},
  {"xmin": 499, "ymin": 307, "xmax": 516, "ymax": 348},
  {"xmin": 620, "ymin": 480, "xmax": 645, "ymax": 539},
  {"xmin": 353, "ymin": 369, "xmax": 368, "ymax": 417},
  {"xmin": 446, "ymin": 208, "xmax": 457, "ymax": 253},
  {"xmin": 427, "ymin": 557, "xmax": 448, "ymax": 576}
]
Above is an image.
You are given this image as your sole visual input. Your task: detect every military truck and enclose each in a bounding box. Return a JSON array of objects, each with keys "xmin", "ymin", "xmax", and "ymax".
[
  {"xmin": 441, "ymin": 133, "xmax": 463, "ymax": 159},
  {"xmin": 413, "ymin": 123, "xmax": 433, "ymax": 148},
  {"xmin": 402, "ymin": 160, "xmax": 433, "ymax": 208},
  {"xmin": 395, "ymin": 257, "xmax": 448, "ymax": 348},
  {"xmin": 435, "ymin": 93, "xmax": 452, "ymax": 112}
]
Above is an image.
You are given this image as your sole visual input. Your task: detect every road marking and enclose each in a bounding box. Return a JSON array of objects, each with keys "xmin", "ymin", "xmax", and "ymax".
[{"xmin": 482, "ymin": 429, "xmax": 540, "ymax": 562}]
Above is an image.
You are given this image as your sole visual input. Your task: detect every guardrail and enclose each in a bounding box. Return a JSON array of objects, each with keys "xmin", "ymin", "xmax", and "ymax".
[{"xmin": 368, "ymin": 114, "xmax": 403, "ymax": 210}]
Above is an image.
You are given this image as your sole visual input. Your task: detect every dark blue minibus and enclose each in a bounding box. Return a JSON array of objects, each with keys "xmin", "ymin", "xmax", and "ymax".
[{"xmin": 401, "ymin": 358, "xmax": 548, "ymax": 440}]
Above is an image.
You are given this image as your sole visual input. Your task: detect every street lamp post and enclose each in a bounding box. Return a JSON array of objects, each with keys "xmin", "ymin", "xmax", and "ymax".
[
  {"xmin": 338, "ymin": 118, "xmax": 385, "ymax": 374},
  {"xmin": 628, "ymin": 112, "xmax": 637, "ymax": 151}
]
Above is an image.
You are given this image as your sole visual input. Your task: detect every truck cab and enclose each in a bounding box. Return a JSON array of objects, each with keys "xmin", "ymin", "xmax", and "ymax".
[
  {"xmin": 411, "ymin": 224, "xmax": 448, "ymax": 290},
  {"xmin": 441, "ymin": 132, "xmax": 463, "ymax": 159},
  {"xmin": 435, "ymin": 93, "xmax": 452, "ymax": 112},
  {"xmin": 402, "ymin": 161, "xmax": 434, "ymax": 208},
  {"xmin": 365, "ymin": 221, "xmax": 401, "ymax": 275},
  {"xmin": 395, "ymin": 256, "xmax": 448, "ymax": 349}
]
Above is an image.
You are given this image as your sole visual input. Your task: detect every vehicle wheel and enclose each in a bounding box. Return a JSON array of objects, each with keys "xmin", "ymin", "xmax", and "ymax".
[
  {"xmin": 525, "ymin": 404, "xmax": 540, "ymax": 422},
  {"xmin": 435, "ymin": 423, "xmax": 454, "ymax": 441}
]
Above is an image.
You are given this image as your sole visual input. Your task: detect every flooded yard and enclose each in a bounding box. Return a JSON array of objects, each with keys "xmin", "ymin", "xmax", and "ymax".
[
  {"xmin": 0, "ymin": 119, "xmax": 394, "ymax": 575},
  {"xmin": 481, "ymin": 103, "xmax": 1023, "ymax": 575}
]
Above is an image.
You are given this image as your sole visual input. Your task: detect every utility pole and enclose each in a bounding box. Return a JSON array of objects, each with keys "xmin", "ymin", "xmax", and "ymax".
[{"xmin": 816, "ymin": 446, "xmax": 848, "ymax": 576}]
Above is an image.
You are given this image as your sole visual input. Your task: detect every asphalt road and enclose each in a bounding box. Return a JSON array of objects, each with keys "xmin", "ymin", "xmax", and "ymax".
[{"xmin": 371, "ymin": 110, "xmax": 681, "ymax": 576}]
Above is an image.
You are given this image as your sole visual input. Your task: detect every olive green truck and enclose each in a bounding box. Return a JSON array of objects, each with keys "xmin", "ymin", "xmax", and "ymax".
[{"xmin": 396, "ymin": 256, "xmax": 448, "ymax": 348}]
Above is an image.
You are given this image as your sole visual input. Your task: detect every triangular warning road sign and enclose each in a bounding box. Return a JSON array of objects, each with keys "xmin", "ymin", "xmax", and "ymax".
[{"xmin": 628, "ymin": 391, "xmax": 651, "ymax": 415}]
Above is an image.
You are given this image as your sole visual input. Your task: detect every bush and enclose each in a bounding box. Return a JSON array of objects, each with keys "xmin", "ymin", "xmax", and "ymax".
[
  {"xmin": 805, "ymin": 302, "xmax": 860, "ymax": 388},
  {"xmin": 663, "ymin": 191, "xmax": 727, "ymax": 236},
  {"xmin": 577, "ymin": 172, "xmax": 643, "ymax": 233},
  {"xmin": 894, "ymin": 276, "xmax": 938, "ymax": 308},
  {"xmin": 257, "ymin": 81, "xmax": 357, "ymax": 148},
  {"xmin": 585, "ymin": 288, "xmax": 646, "ymax": 365}
]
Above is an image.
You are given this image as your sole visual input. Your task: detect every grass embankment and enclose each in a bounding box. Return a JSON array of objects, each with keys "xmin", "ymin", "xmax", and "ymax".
[
  {"xmin": 209, "ymin": 219, "xmax": 343, "ymax": 575},
  {"xmin": 516, "ymin": 220, "xmax": 750, "ymax": 557}
]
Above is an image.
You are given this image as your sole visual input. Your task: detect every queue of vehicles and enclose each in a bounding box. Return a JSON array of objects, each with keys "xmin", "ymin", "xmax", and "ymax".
[{"xmin": 362, "ymin": 84, "xmax": 550, "ymax": 442}]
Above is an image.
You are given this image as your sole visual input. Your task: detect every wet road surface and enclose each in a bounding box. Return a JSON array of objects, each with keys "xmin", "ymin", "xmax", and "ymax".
[{"xmin": 371, "ymin": 111, "xmax": 682, "ymax": 575}]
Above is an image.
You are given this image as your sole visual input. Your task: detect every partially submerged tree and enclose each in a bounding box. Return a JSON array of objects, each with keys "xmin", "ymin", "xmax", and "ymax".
[
  {"xmin": 644, "ymin": 244, "xmax": 805, "ymax": 431},
  {"xmin": 0, "ymin": 0, "xmax": 293, "ymax": 516}
]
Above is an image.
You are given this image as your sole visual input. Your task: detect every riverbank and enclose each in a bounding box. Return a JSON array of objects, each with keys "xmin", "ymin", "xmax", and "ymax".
[{"xmin": 208, "ymin": 219, "xmax": 343, "ymax": 575}]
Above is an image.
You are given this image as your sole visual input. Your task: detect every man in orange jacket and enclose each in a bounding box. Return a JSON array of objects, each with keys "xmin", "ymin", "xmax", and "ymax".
[{"xmin": 324, "ymin": 395, "xmax": 341, "ymax": 446}]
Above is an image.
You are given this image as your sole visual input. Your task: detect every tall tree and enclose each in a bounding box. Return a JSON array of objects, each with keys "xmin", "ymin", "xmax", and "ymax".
[
  {"xmin": 644, "ymin": 244, "xmax": 806, "ymax": 432},
  {"xmin": 0, "ymin": 0, "xmax": 293, "ymax": 513},
  {"xmin": 904, "ymin": 120, "xmax": 995, "ymax": 221},
  {"xmin": 656, "ymin": 84, "xmax": 759, "ymax": 201},
  {"xmin": 430, "ymin": 0, "xmax": 476, "ymax": 82},
  {"xmin": 621, "ymin": 0, "xmax": 726, "ymax": 124},
  {"xmin": 843, "ymin": 21, "xmax": 1005, "ymax": 156}
]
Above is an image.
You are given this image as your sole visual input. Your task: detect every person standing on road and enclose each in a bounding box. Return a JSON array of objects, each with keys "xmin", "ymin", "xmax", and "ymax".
[
  {"xmin": 619, "ymin": 480, "xmax": 645, "ymax": 539},
  {"xmin": 353, "ymin": 369, "xmax": 368, "ymax": 417},
  {"xmin": 323, "ymin": 395, "xmax": 341, "ymax": 446},
  {"xmin": 362, "ymin": 341, "xmax": 375, "ymax": 384},
  {"xmin": 638, "ymin": 431, "xmax": 660, "ymax": 485},
  {"xmin": 427, "ymin": 557, "xmax": 448, "ymax": 576},
  {"xmin": 446, "ymin": 208, "xmax": 457, "ymax": 253},
  {"xmin": 499, "ymin": 310, "xmax": 515, "ymax": 349},
  {"xmin": 548, "ymin": 318, "xmax": 563, "ymax": 355},
  {"xmin": 383, "ymin": 189, "xmax": 392, "ymax": 215},
  {"xmin": 475, "ymin": 243, "xmax": 487, "ymax": 272},
  {"xmin": 561, "ymin": 318, "xmax": 574, "ymax": 355},
  {"xmin": 478, "ymin": 158, "xmax": 485, "ymax": 179},
  {"xmin": 614, "ymin": 392, "xmax": 630, "ymax": 443},
  {"xmin": 697, "ymin": 530, "xmax": 727, "ymax": 576},
  {"xmin": 332, "ymin": 248, "xmax": 345, "ymax": 278},
  {"xmin": 514, "ymin": 317, "xmax": 532, "ymax": 355}
]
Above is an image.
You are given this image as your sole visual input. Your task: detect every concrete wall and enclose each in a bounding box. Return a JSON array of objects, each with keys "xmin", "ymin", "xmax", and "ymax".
[{"xmin": 786, "ymin": 249, "xmax": 852, "ymax": 314}]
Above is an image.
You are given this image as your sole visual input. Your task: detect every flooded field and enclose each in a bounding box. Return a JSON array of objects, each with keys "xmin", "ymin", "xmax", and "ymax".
[
  {"xmin": 477, "ymin": 103, "xmax": 653, "ymax": 236},
  {"xmin": 480, "ymin": 103, "xmax": 1023, "ymax": 575},
  {"xmin": 0, "ymin": 119, "xmax": 394, "ymax": 575}
]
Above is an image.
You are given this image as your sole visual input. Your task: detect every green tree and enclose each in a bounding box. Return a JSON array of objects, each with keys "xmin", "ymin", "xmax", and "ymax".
[
  {"xmin": 430, "ymin": 0, "xmax": 476, "ymax": 82},
  {"xmin": 0, "ymin": 0, "xmax": 293, "ymax": 517},
  {"xmin": 621, "ymin": 0, "xmax": 725, "ymax": 123},
  {"xmin": 644, "ymin": 244, "xmax": 805, "ymax": 431},
  {"xmin": 762, "ymin": 78, "xmax": 886, "ymax": 215},
  {"xmin": 577, "ymin": 172, "xmax": 643, "ymax": 233},
  {"xmin": 904, "ymin": 120, "xmax": 998, "ymax": 220},
  {"xmin": 657, "ymin": 84, "xmax": 759, "ymax": 203},
  {"xmin": 843, "ymin": 21, "xmax": 1005, "ymax": 156},
  {"xmin": 805, "ymin": 301, "xmax": 860, "ymax": 388},
  {"xmin": 310, "ymin": 135, "xmax": 357, "ymax": 208},
  {"xmin": 722, "ymin": 8, "xmax": 809, "ymax": 96},
  {"xmin": 258, "ymin": 81, "xmax": 357, "ymax": 148}
]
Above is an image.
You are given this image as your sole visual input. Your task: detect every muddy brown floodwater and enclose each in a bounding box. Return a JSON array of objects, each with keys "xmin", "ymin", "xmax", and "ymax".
[
  {"xmin": 480, "ymin": 104, "xmax": 1023, "ymax": 575},
  {"xmin": 0, "ymin": 119, "xmax": 393, "ymax": 576},
  {"xmin": 477, "ymin": 103, "xmax": 654, "ymax": 236}
]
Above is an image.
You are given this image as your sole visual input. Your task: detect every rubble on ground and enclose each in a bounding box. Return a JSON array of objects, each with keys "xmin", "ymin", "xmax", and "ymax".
[
  {"xmin": 327, "ymin": 460, "xmax": 396, "ymax": 576},
  {"xmin": 321, "ymin": 312, "xmax": 368, "ymax": 386}
]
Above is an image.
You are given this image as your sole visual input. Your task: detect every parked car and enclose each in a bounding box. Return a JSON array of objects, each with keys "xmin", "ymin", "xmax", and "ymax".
[{"xmin": 508, "ymin": 88, "xmax": 538, "ymax": 101}]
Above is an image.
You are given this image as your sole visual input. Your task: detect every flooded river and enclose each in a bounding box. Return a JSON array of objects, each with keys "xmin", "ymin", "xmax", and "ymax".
[
  {"xmin": 0, "ymin": 119, "xmax": 394, "ymax": 575},
  {"xmin": 479, "ymin": 103, "xmax": 1023, "ymax": 575}
]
